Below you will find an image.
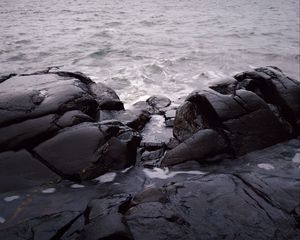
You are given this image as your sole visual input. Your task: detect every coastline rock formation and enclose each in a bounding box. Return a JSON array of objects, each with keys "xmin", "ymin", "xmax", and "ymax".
[
  {"xmin": 162, "ymin": 66, "xmax": 299, "ymax": 166},
  {"xmin": 0, "ymin": 66, "xmax": 299, "ymax": 239}
]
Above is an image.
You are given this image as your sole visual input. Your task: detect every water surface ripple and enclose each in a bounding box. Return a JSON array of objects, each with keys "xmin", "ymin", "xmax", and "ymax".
[{"xmin": 0, "ymin": 0, "xmax": 299, "ymax": 104}]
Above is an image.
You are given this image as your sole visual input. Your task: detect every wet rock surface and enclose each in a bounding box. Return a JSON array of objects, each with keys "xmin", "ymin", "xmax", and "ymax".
[
  {"xmin": 0, "ymin": 67, "xmax": 299, "ymax": 239},
  {"xmin": 0, "ymin": 139, "xmax": 299, "ymax": 239}
]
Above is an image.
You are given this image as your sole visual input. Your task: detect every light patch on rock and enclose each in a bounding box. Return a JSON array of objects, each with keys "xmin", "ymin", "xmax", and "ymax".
[
  {"xmin": 39, "ymin": 90, "xmax": 48, "ymax": 97},
  {"xmin": 0, "ymin": 217, "xmax": 6, "ymax": 223},
  {"xmin": 257, "ymin": 163, "xmax": 275, "ymax": 170},
  {"xmin": 4, "ymin": 195, "xmax": 20, "ymax": 202},
  {"xmin": 143, "ymin": 167, "xmax": 206, "ymax": 179},
  {"xmin": 95, "ymin": 172, "xmax": 117, "ymax": 183},
  {"xmin": 121, "ymin": 166, "xmax": 133, "ymax": 173},
  {"xmin": 41, "ymin": 188, "xmax": 56, "ymax": 194},
  {"xmin": 70, "ymin": 184, "xmax": 85, "ymax": 189},
  {"xmin": 292, "ymin": 152, "xmax": 300, "ymax": 163}
]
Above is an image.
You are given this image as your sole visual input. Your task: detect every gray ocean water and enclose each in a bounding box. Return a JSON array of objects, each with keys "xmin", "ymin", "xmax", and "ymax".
[{"xmin": 0, "ymin": 0, "xmax": 299, "ymax": 105}]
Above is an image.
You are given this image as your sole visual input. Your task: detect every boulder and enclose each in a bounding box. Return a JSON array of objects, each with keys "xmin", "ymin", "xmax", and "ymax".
[
  {"xmin": 0, "ymin": 73, "xmax": 98, "ymax": 127},
  {"xmin": 33, "ymin": 122, "xmax": 141, "ymax": 181},
  {"xmin": 173, "ymin": 88, "xmax": 291, "ymax": 157},
  {"xmin": 234, "ymin": 66, "xmax": 300, "ymax": 134},
  {"xmin": 0, "ymin": 72, "xmax": 99, "ymax": 151},
  {"xmin": 146, "ymin": 95, "xmax": 171, "ymax": 113},
  {"xmin": 173, "ymin": 101, "xmax": 200, "ymax": 142},
  {"xmin": 89, "ymin": 82, "xmax": 124, "ymax": 110},
  {"xmin": 161, "ymin": 129, "xmax": 228, "ymax": 166},
  {"xmin": 99, "ymin": 108, "xmax": 150, "ymax": 131}
]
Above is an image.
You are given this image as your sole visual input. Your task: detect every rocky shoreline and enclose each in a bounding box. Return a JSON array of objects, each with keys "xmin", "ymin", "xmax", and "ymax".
[{"xmin": 0, "ymin": 66, "xmax": 299, "ymax": 239}]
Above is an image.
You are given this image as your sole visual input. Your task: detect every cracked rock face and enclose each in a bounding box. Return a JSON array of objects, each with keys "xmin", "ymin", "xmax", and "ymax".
[
  {"xmin": 0, "ymin": 67, "xmax": 299, "ymax": 239},
  {"xmin": 1, "ymin": 139, "xmax": 299, "ymax": 240},
  {"xmin": 169, "ymin": 67, "xmax": 298, "ymax": 166},
  {"xmin": 0, "ymin": 71, "xmax": 138, "ymax": 191}
]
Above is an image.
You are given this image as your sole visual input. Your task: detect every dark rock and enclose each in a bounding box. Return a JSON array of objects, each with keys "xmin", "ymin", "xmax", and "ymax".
[
  {"xmin": 234, "ymin": 66, "xmax": 300, "ymax": 134},
  {"xmin": 0, "ymin": 211, "xmax": 81, "ymax": 240},
  {"xmin": 33, "ymin": 122, "xmax": 141, "ymax": 181},
  {"xmin": 0, "ymin": 111, "xmax": 93, "ymax": 151},
  {"xmin": 141, "ymin": 149, "xmax": 165, "ymax": 162},
  {"xmin": 86, "ymin": 128, "xmax": 141, "ymax": 178},
  {"xmin": 0, "ymin": 73, "xmax": 98, "ymax": 127},
  {"xmin": 89, "ymin": 82, "xmax": 124, "ymax": 111},
  {"xmin": 87, "ymin": 194, "xmax": 130, "ymax": 221},
  {"xmin": 223, "ymin": 90, "xmax": 291, "ymax": 154},
  {"xmin": 161, "ymin": 129, "xmax": 228, "ymax": 166},
  {"xmin": 80, "ymin": 213, "xmax": 133, "ymax": 240},
  {"xmin": 173, "ymin": 88, "xmax": 291, "ymax": 156},
  {"xmin": 132, "ymin": 187, "xmax": 168, "ymax": 205},
  {"xmin": 52, "ymin": 71, "xmax": 94, "ymax": 85},
  {"xmin": 140, "ymin": 142, "xmax": 165, "ymax": 151},
  {"xmin": 140, "ymin": 148, "xmax": 165, "ymax": 167},
  {"xmin": 0, "ymin": 150, "xmax": 59, "ymax": 192},
  {"xmin": 132, "ymin": 101, "xmax": 156, "ymax": 114},
  {"xmin": 0, "ymin": 139, "xmax": 299, "ymax": 239},
  {"xmin": 99, "ymin": 108, "xmax": 151, "ymax": 131},
  {"xmin": 146, "ymin": 95, "xmax": 171, "ymax": 113},
  {"xmin": 33, "ymin": 123, "xmax": 105, "ymax": 180},
  {"xmin": 166, "ymin": 137, "xmax": 180, "ymax": 150},
  {"xmin": 56, "ymin": 110, "xmax": 93, "ymax": 128},
  {"xmin": 173, "ymin": 101, "xmax": 199, "ymax": 142}
]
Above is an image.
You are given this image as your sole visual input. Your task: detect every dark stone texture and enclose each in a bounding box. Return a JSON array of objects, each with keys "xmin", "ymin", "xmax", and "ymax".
[
  {"xmin": 80, "ymin": 213, "xmax": 133, "ymax": 240},
  {"xmin": 234, "ymin": 66, "xmax": 300, "ymax": 134},
  {"xmin": 33, "ymin": 122, "xmax": 141, "ymax": 181},
  {"xmin": 0, "ymin": 139, "xmax": 299, "ymax": 240},
  {"xmin": 173, "ymin": 88, "xmax": 291, "ymax": 159},
  {"xmin": 99, "ymin": 108, "xmax": 151, "ymax": 131},
  {"xmin": 0, "ymin": 70, "xmax": 130, "ymax": 188},
  {"xmin": 0, "ymin": 67, "xmax": 299, "ymax": 239},
  {"xmin": 89, "ymin": 82, "xmax": 124, "ymax": 111},
  {"xmin": 34, "ymin": 123, "xmax": 106, "ymax": 180},
  {"xmin": 0, "ymin": 150, "xmax": 59, "ymax": 192},
  {"xmin": 146, "ymin": 95, "xmax": 171, "ymax": 113},
  {"xmin": 0, "ymin": 211, "xmax": 81, "ymax": 240},
  {"xmin": 0, "ymin": 73, "xmax": 98, "ymax": 127},
  {"xmin": 173, "ymin": 101, "xmax": 199, "ymax": 142},
  {"xmin": 161, "ymin": 129, "xmax": 228, "ymax": 166}
]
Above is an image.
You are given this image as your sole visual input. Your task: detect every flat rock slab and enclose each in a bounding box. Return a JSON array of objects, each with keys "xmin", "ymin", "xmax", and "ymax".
[
  {"xmin": 0, "ymin": 139, "xmax": 299, "ymax": 240},
  {"xmin": 0, "ymin": 150, "xmax": 60, "ymax": 193}
]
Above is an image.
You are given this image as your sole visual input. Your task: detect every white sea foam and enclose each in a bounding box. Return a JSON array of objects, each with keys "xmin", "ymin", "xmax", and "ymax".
[
  {"xmin": 143, "ymin": 167, "xmax": 206, "ymax": 179},
  {"xmin": 41, "ymin": 188, "xmax": 56, "ymax": 194},
  {"xmin": 257, "ymin": 163, "xmax": 275, "ymax": 170},
  {"xmin": 95, "ymin": 172, "xmax": 117, "ymax": 183},
  {"xmin": 4, "ymin": 195, "xmax": 20, "ymax": 202}
]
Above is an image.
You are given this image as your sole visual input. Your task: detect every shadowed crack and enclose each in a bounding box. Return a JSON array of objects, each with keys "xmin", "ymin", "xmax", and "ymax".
[{"xmin": 50, "ymin": 213, "xmax": 83, "ymax": 240}]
